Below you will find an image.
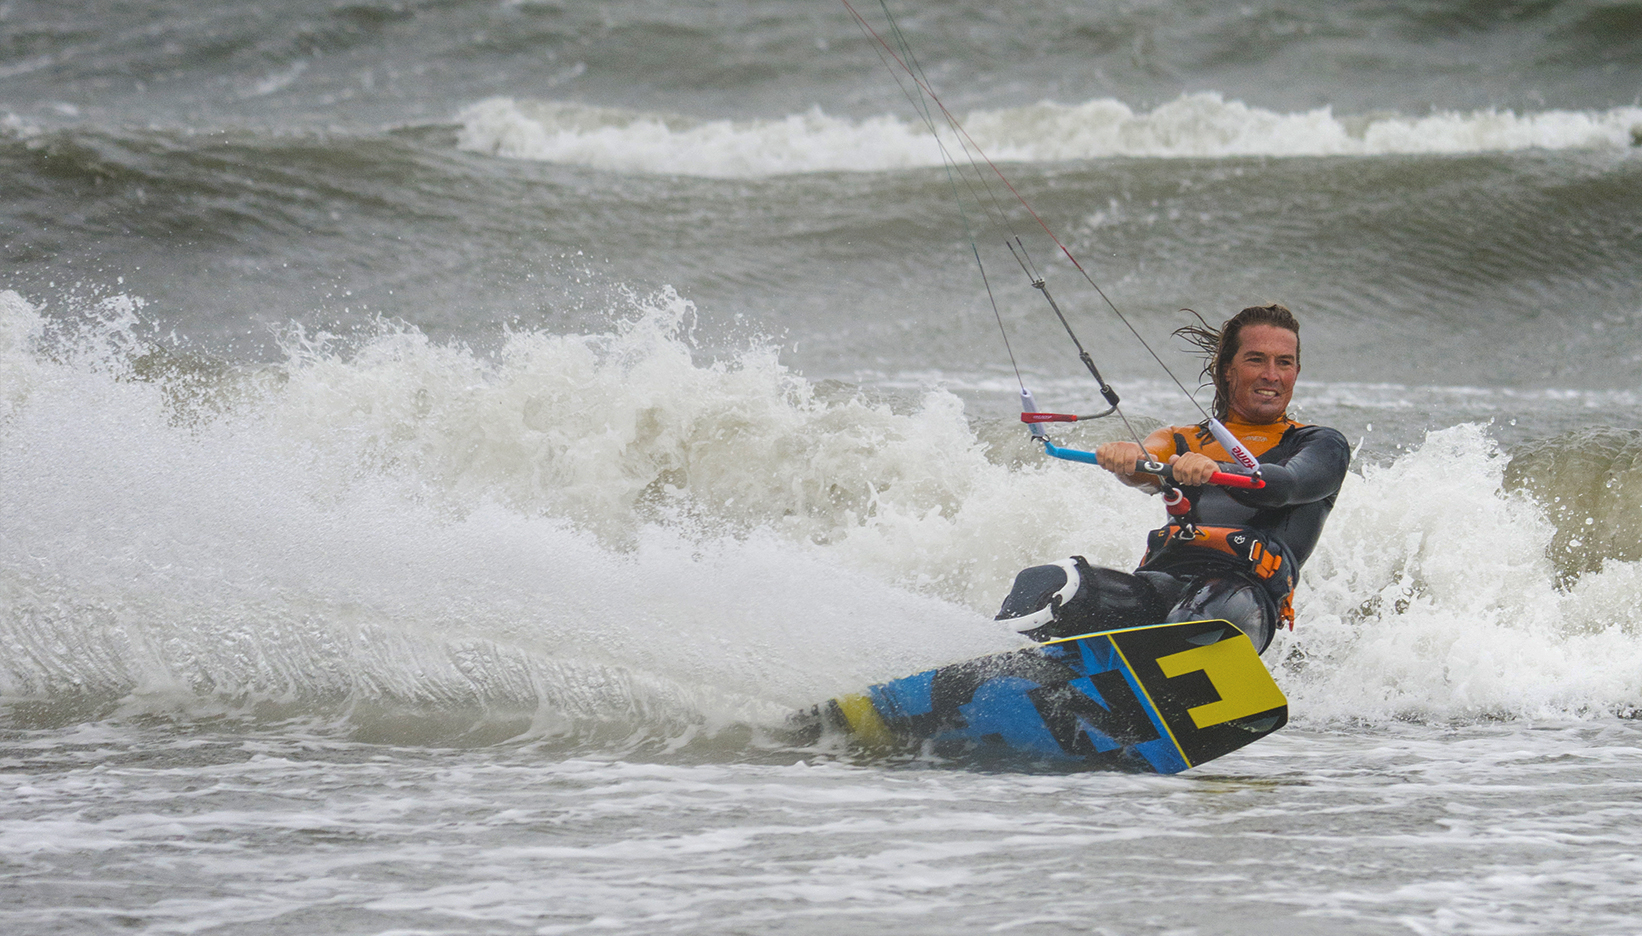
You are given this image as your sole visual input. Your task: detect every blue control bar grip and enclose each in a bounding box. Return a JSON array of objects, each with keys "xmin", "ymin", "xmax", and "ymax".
[{"xmin": 1040, "ymin": 438, "xmax": 1101, "ymax": 465}]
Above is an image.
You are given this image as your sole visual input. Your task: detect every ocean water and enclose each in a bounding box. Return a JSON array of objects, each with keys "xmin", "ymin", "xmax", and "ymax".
[{"xmin": 3, "ymin": 1, "xmax": 1642, "ymax": 933}]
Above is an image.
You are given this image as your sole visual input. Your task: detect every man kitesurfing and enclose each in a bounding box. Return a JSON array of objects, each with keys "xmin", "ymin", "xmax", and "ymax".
[
  {"xmin": 800, "ymin": 300, "xmax": 1334, "ymax": 772},
  {"xmin": 996, "ymin": 303, "xmax": 1350, "ymax": 654},
  {"xmin": 804, "ymin": 1, "xmax": 1348, "ymax": 772}
]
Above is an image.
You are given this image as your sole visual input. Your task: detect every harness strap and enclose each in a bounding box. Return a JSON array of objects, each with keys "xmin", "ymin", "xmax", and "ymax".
[{"xmin": 1139, "ymin": 524, "xmax": 1298, "ymax": 629}]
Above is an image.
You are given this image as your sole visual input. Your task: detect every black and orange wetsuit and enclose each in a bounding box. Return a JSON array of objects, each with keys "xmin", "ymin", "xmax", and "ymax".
[
  {"xmin": 1137, "ymin": 416, "xmax": 1350, "ymax": 603},
  {"xmin": 998, "ymin": 416, "xmax": 1350, "ymax": 653}
]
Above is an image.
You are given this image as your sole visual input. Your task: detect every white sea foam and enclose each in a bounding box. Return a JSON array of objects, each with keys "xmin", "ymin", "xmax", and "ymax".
[
  {"xmin": 0, "ymin": 289, "xmax": 1019, "ymax": 739},
  {"xmin": 1, "ymin": 289, "xmax": 1639, "ymax": 733},
  {"xmin": 0, "ymin": 111, "xmax": 43, "ymax": 140},
  {"xmin": 1280, "ymin": 423, "xmax": 1642, "ymax": 721},
  {"xmin": 455, "ymin": 94, "xmax": 1642, "ymax": 177}
]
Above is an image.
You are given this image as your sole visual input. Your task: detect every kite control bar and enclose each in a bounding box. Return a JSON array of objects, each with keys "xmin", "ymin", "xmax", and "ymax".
[
  {"xmin": 1024, "ymin": 413, "xmax": 1262, "ymax": 479},
  {"xmin": 1137, "ymin": 460, "xmax": 1266, "ymax": 490},
  {"xmin": 1035, "ymin": 435, "xmax": 1265, "ymax": 490}
]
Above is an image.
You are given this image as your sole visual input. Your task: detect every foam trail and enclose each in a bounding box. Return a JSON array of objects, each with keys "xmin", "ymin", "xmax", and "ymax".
[
  {"xmin": 456, "ymin": 94, "xmax": 1642, "ymax": 177},
  {"xmin": 0, "ymin": 289, "xmax": 1020, "ymax": 740}
]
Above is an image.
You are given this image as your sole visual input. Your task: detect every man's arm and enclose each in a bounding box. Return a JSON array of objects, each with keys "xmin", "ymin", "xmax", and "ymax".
[{"xmin": 1228, "ymin": 427, "xmax": 1351, "ymax": 507}]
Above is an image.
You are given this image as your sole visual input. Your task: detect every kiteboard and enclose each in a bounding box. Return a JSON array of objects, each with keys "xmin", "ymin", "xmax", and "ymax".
[{"xmin": 796, "ymin": 618, "xmax": 1286, "ymax": 774}]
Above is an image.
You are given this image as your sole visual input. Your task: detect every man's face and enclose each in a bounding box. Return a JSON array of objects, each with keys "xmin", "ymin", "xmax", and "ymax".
[{"xmin": 1225, "ymin": 324, "xmax": 1299, "ymax": 423}]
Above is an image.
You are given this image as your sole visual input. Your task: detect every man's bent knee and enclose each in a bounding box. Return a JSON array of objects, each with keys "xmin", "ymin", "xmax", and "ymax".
[{"xmin": 996, "ymin": 557, "xmax": 1165, "ymax": 642}]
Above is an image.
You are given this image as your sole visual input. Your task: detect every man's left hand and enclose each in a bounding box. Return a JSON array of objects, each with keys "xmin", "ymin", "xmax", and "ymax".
[{"xmin": 1168, "ymin": 452, "xmax": 1219, "ymax": 486}]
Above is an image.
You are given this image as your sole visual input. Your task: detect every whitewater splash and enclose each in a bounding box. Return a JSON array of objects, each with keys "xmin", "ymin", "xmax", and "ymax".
[
  {"xmin": 1282, "ymin": 423, "xmax": 1642, "ymax": 721},
  {"xmin": 456, "ymin": 93, "xmax": 1642, "ymax": 177},
  {"xmin": 2, "ymin": 288, "xmax": 1641, "ymax": 741}
]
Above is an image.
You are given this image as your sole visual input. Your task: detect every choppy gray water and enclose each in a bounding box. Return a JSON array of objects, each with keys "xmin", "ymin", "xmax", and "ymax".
[
  {"xmin": 7, "ymin": 722, "xmax": 1642, "ymax": 935},
  {"xmin": 4, "ymin": 1, "xmax": 1642, "ymax": 933}
]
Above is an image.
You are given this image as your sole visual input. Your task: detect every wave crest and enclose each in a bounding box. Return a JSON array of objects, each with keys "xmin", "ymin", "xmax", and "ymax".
[{"xmin": 456, "ymin": 93, "xmax": 1642, "ymax": 177}]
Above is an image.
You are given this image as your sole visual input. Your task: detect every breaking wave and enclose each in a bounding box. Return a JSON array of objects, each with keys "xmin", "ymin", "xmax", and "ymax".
[{"xmin": 456, "ymin": 94, "xmax": 1642, "ymax": 177}]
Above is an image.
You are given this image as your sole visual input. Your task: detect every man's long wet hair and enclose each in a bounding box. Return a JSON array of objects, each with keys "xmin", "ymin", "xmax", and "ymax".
[{"xmin": 1173, "ymin": 303, "xmax": 1301, "ymax": 422}]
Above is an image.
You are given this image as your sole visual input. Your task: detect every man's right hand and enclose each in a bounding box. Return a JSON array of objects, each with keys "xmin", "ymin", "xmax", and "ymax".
[{"xmin": 1095, "ymin": 441, "xmax": 1148, "ymax": 478}]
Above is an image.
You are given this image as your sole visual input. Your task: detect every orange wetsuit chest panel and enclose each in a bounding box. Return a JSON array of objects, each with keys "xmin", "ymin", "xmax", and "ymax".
[{"xmin": 1143, "ymin": 417, "xmax": 1303, "ymax": 465}]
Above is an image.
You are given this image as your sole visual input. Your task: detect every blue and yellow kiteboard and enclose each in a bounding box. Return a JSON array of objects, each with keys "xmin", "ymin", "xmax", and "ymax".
[{"xmin": 801, "ymin": 618, "xmax": 1286, "ymax": 773}]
